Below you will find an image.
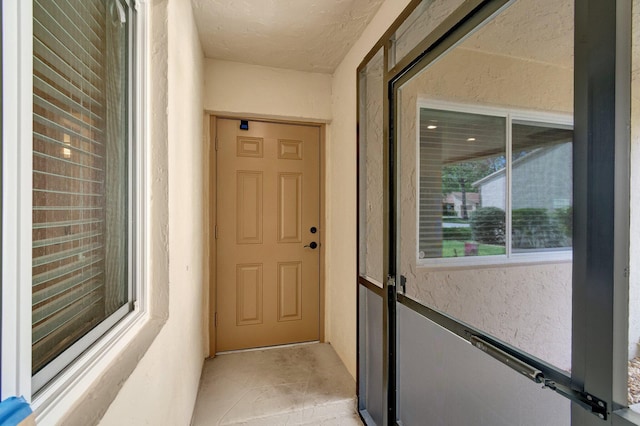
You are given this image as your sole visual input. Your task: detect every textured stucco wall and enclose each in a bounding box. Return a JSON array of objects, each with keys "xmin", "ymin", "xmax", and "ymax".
[
  {"xmin": 360, "ymin": 49, "xmax": 385, "ymax": 285},
  {"xmin": 192, "ymin": 0, "xmax": 386, "ymax": 73},
  {"xmin": 203, "ymin": 59, "xmax": 332, "ymax": 122},
  {"xmin": 329, "ymin": 0, "xmax": 414, "ymax": 378},
  {"xmin": 99, "ymin": 0, "xmax": 205, "ymax": 424},
  {"xmin": 398, "ymin": 14, "xmax": 574, "ymax": 369},
  {"xmin": 392, "ymin": 0, "xmax": 465, "ymax": 66}
]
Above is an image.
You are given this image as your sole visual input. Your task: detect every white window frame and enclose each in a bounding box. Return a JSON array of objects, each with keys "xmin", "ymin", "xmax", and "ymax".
[
  {"xmin": 2, "ymin": 0, "xmax": 155, "ymax": 423},
  {"xmin": 415, "ymin": 99, "xmax": 573, "ymax": 268}
]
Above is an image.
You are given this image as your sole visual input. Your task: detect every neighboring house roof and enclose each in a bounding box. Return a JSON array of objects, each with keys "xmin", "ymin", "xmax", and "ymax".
[
  {"xmin": 443, "ymin": 192, "xmax": 480, "ymax": 204},
  {"xmin": 471, "ymin": 147, "xmax": 549, "ymax": 188}
]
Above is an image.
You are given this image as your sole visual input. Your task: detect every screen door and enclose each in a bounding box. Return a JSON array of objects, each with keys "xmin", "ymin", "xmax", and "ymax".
[{"xmin": 357, "ymin": 0, "xmax": 635, "ymax": 424}]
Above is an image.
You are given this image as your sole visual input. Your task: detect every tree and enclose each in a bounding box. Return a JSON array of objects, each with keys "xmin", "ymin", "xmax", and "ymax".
[{"xmin": 441, "ymin": 158, "xmax": 502, "ymax": 219}]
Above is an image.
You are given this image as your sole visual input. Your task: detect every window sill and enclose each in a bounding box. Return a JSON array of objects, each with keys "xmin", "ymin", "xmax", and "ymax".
[
  {"xmin": 416, "ymin": 250, "xmax": 572, "ymax": 270},
  {"xmin": 32, "ymin": 307, "xmax": 166, "ymax": 425}
]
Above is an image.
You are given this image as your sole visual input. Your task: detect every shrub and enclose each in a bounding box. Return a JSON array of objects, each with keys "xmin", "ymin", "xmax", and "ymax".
[
  {"xmin": 553, "ymin": 206, "xmax": 573, "ymax": 239},
  {"xmin": 511, "ymin": 208, "xmax": 565, "ymax": 249},
  {"xmin": 442, "ymin": 226, "xmax": 472, "ymax": 241},
  {"xmin": 470, "ymin": 207, "xmax": 505, "ymax": 245}
]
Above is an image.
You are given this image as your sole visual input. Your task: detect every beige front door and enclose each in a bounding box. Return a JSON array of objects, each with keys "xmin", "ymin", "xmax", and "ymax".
[{"xmin": 216, "ymin": 118, "xmax": 320, "ymax": 352}]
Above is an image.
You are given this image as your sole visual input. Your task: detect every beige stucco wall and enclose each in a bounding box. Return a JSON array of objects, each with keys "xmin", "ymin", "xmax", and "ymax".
[
  {"xmin": 360, "ymin": 49, "xmax": 385, "ymax": 286},
  {"xmin": 99, "ymin": 0, "xmax": 205, "ymax": 424},
  {"xmin": 203, "ymin": 59, "xmax": 332, "ymax": 122},
  {"xmin": 329, "ymin": 0, "xmax": 413, "ymax": 377}
]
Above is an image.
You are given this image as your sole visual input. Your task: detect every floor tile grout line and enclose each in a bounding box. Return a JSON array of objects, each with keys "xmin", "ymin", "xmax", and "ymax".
[{"xmin": 216, "ymin": 386, "xmax": 255, "ymax": 426}]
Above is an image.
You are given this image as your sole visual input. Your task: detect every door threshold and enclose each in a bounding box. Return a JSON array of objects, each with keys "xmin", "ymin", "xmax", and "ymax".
[{"xmin": 216, "ymin": 340, "xmax": 320, "ymax": 356}]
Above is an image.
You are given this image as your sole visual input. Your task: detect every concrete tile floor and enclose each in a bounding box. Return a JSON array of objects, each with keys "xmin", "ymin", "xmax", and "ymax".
[{"xmin": 191, "ymin": 343, "xmax": 363, "ymax": 425}]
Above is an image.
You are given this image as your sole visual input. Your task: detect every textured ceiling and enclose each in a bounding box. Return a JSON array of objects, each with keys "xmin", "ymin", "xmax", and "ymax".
[
  {"xmin": 460, "ymin": 0, "xmax": 573, "ymax": 69},
  {"xmin": 191, "ymin": 0, "xmax": 386, "ymax": 73}
]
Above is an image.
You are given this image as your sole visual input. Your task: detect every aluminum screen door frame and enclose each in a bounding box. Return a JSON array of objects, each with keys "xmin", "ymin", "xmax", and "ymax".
[{"xmin": 573, "ymin": 1, "xmax": 634, "ymax": 424}]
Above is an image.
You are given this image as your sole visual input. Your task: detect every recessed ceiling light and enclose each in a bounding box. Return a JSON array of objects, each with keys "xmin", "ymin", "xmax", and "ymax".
[
  {"xmin": 467, "ymin": 137, "xmax": 476, "ymax": 142},
  {"xmin": 427, "ymin": 125, "xmax": 437, "ymax": 130}
]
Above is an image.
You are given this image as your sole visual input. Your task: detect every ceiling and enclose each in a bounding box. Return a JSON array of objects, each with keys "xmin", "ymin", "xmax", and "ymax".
[
  {"xmin": 191, "ymin": 0, "xmax": 386, "ymax": 74},
  {"xmin": 460, "ymin": 0, "xmax": 573, "ymax": 69}
]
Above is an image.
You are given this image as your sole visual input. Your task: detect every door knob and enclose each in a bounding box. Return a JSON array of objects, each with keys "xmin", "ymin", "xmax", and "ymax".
[{"xmin": 304, "ymin": 242, "xmax": 318, "ymax": 249}]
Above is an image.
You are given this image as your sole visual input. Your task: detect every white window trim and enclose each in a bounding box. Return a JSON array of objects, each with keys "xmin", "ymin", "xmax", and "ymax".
[
  {"xmin": 414, "ymin": 98, "xmax": 573, "ymax": 269},
  {"xmin": 2, "ymin": 1, "xmax": 164, "ymax": 424},
  {"xmin": 2, "ymin": 0, "xmax": 33, "ymax": 403}
]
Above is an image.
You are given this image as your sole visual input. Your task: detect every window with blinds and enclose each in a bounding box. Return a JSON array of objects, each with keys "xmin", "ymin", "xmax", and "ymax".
[
  {"xmin": 418, "ymin": 106, "xmax": 572, "ymax": 262},
  {"xmin": 32, "ymin": 0, "xmax": 133, "ymax": 386}
]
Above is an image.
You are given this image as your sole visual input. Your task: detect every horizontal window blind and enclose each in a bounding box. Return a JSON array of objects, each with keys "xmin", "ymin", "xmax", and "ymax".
[
  {"xmin": 32, "ymin": 0, "xmax": 130, "ymax": 377},
  {"xmin": 419, "ymin": 108, "xmax": 506, "ymax": 259}
]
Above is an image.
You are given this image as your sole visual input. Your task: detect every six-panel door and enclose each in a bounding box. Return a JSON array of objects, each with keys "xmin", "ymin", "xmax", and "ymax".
[{"xmin": 216, "ymin": 119, "xmax": 320, "ymax": 352}]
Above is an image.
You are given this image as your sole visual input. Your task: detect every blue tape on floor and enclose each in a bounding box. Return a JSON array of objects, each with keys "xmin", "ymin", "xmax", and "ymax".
[{"xmin": 0, "ymin": 397, "xmax": 33, "ymax": 426}]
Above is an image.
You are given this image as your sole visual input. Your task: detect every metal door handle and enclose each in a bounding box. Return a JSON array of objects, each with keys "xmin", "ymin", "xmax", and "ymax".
[{"xmin": 304, "ymin": 242, "xmax": 318, "ymax": 249}]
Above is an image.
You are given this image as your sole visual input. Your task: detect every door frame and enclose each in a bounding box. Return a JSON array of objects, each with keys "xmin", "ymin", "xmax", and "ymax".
[{"xmin": 204, "ymin": 113, "xmax": 326, "ymax": 357}]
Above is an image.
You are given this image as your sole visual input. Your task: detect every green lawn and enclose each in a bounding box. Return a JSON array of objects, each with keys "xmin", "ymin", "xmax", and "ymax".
[
  {"xmin": 442, "ymin": 240, "xmax": 505, "ymax": 257},
  {"xmin": 442, "ymin": 217, "xmax": 471, "ymax": 224}
]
